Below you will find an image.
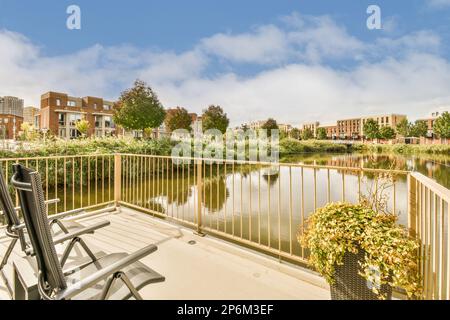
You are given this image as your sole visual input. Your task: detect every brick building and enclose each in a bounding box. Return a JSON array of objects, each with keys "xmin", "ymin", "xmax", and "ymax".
[
  {"xmin": 317, "ymin": 124, "xmax": 338, "ymax": 139},
  {"xmin": 301, "ymin": 122, "xmax": 320, "ymax": 137},
  {"xmin": 0, "ymin": 96, "xmax": 24, "ymax": 139},
  {"xmin": 337, "ymin": 118, "xmax": 362, "ymax": 139},
  {"xmin": 23, "ymin": 106, "xmax": 40, "ymax": 126},
  {"xmin": 38, "ymin": 92, "xmax": 116, "ymax": 139}
]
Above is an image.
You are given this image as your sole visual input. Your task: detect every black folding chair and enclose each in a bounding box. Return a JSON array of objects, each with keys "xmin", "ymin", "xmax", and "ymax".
[
  {"xmin": 11, "ymin": 164, "xmax": 165, "ymax": 300},
  {"xmin": 0, "ymin": 167, "xmax": 110, "ymax": 296}
]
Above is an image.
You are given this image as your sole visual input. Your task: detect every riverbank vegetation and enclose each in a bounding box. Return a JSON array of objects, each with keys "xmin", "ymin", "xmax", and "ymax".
[
  {"xmin": 2, "ymin": 136, "xmax": 448, "ymax": 160},
  {"xmin": 353, "ymin": 143, "xmax": 450, "ymax": 155}
]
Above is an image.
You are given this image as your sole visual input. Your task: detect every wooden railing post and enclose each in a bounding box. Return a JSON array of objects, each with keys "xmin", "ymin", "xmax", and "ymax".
[
  {"xmin": 114, "ymin": 154, "xmax": 122, "ymax": 208},
  {"xmin": 195, "ymin": 159, "xmax": 205, "ymax": 236},
  {"xmin": 408, "ymin": 173, "xmax": 417, "ymax": 237}
]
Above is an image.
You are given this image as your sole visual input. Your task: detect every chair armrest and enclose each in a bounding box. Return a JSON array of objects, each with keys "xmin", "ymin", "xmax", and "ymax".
[
  {"xmin": 54, "ymin": 244, "xmax": 158, "ymax": 300},
  {"xmin": 13, "ymin": 199, "xmax": 59, "ymax": 212},
  {"xmin": 11, "ymin": 208, "xmax": 86, "ymax": 233},
  {"xmin": 45, "ymin": 198, "xmax": 60, "ymax": 205},
  {"xmin": 53, "ymin": 221, "xmax": 110, "ymax": 245},
  {"xmin": 49, "ymin": 208, "xmax": 85, "ymax": 222}
]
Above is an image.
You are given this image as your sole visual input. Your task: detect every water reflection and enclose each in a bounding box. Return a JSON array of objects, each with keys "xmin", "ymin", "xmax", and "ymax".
[{"xmin": 282, "ymin": 153, "xmax": 450, "ymax": 188}]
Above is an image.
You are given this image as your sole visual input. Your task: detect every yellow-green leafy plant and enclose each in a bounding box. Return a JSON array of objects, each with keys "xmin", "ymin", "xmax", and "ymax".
[{"xmin": 299, "ymin": 202, "xmax": 422, "ymax": 299}]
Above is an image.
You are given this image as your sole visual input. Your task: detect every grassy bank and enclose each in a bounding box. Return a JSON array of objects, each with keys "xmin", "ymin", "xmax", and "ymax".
[
  {"xmin": 0, "ymin": 137, "xmax": 174, "ymax": 158},
  {"xmin": 353, "ymin": 143, "xmax": 450, "ymax": 155},
  {"xmin": 1, "ymin": 137, "xmax": 448, "ymax": 160},
  {"xmin": 279, "ymin": 139, "xmax": 350, "ymax": 154}
]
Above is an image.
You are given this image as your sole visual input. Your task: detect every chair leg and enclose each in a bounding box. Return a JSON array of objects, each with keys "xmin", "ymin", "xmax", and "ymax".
[
  {"xmin": 100, "ymin": 272, "xmax": 120, "ymax": 300},
  {"xmin": 77, "ymin": 238, "xmax": 97, "ymax": 262},
  {"xmin": 52, "ymin": 220, "xmax": 69, "ymax": 234},
  {"xmin": 60, "ymin": 237, "xmax": 97, "ymax": 268},
  {"xmin": 119, "ymin": 272, "xmax": 143, "ymax": 300},
  {"xmin": 100, "ymin": 272, "xmax": 144, "ymax": 300},
  {"xmin": 0, "ymin": 238, "xmax": 17, "ymax": 270},
  {"xmin": 0, "ymin": 238, "xmax": 18, "ymax": 297},
  {"xmin": 60, "ymin": 238, "xmax": 78, "ymax": 267}
]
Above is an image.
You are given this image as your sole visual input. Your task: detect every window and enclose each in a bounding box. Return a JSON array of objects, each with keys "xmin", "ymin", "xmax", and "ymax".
[
  {"xmin": 58, "ymin": 113, "xmax": 66, "ymax": 126},
  {"xmin": 56, "ymin": 99, "xmax": 61, "ymax": 106},
  {"xmin": 58, "ymin": 129, "xmax": 66, "ymax": 138},
  {"xmin": 70, "ymin": 128, "xmax": 80, "ymax": 139},
  {"xmin": 4, "ymin": 118, "xmax": 8, "ymax": 124},
  {"xmin": 94, "ymin": 115, "xmax": 102, "ymax": 128},
  {"xmin": 103, "ymin": 104, "xmax": 111, "ymax": 111},
  {"xmin": 104, "ymin": 116, "xmax": 112, "ymax": 128},
  {"xmin": 69, "ymin": 114, "xmax": 82, "ymax": 126},
  {"xmin": 68, "ymin": 100, "xmax": 76, "ymax": 107},
  {"xmin": 93, "ymin": 103, "xmax": 97, "ymax": 109}
]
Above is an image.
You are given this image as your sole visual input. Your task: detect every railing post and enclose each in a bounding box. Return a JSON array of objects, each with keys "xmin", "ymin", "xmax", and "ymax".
[
  {"xmin": 408, "ymin": 173, "xmax": 417, "ymax": 237},
  {"xmin": 114, "ymin": 154, "xmax": 122, "ymax": 208},
  {"xmin": 195, "ymin": 159, "xmax": 205, "ymax": 237}
]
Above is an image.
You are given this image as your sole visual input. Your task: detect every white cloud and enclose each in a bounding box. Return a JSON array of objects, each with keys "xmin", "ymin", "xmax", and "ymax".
[
  {"xmin": 427, "ymin": 0, "xmax": 450, "ymax": 8},
  {"xmin": 1, "ymin": 12, "xmax": 450, "ymax": 127},
  {"xmin": 199, "ymin": 13, "xmax": 365, "ymax": 64},
  {"xmin": 200, "ymin": 25, "xmax": 289, "ymax": 65}
]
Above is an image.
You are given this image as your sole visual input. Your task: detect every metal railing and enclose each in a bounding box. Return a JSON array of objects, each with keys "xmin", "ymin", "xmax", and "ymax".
[
  {"xmin": 1, "ymin": 153, "xmax": 449, "ymax": 300},
  {"xmin": 408, "ymin": 172, "xmax": 450, "ymax": 300},
  {"xmin": 0, "ymin": 154, "xmax": 115, "ymax": 221},
  {"xmin": 116, "ymin": 154, "xmax": 409, "ymax": 264}
]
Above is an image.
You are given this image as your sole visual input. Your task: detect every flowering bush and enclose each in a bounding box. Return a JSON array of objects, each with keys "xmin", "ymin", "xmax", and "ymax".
[{"xmin": 299, "ymin": 202, "xmax": 422, "ymax": 299}]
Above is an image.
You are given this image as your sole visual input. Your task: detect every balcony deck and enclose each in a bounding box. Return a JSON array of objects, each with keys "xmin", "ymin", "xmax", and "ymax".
[{"xmin": 0, "ymin": 206, "xmax": 329, "ymax": 300}]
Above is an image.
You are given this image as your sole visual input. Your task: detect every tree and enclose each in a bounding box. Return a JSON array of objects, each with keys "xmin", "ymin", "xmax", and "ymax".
[
  {"xmin": 113, "ymin": 80, "xmax": 166, "ymax": 137},
  {"xmin": 363, "ymin": 118, "xmax": 380, "ymax": 140},
  {"xmin": 164, "ymin": 107, "xmax": 192, "ymax": 132},
  {"xmin": 290, "ymin": 128, "xmax": 301, "ymax": 140},
  {"xmin": 19, "ymin": 122, "xmax": 40, "ymax": 141},
  {"xmin": 301, "ymin": 128, "xmax": 314, "ymax": 140},
  {"xmin": 379, "ymin": 126, "xmax": 396, "ymax": 140},
  {"xmin": 75, "ymin": 119, "xmax": 90, "ymax": 138},
  {"xmin": 202, "ymin": 105, "xmax": 229, "ymax": 134},
  {"xmin": 410, "ymin": 120, "xmax": 428, "ymax": 138},
  {"xmin": 240, "ymin": 123, "xmax": 249, "ymax": 132},
  {"xmin": 396, "ymin": 118, "xmax": 410, "ymax": 137},
  {"xmin": 317, "ymin": 127, "xmax": 327, "ymax": 140},
  {"xmin": 261, "ymin": 118, "xmax": 278, "ymax": 137},
  {"xmin": 433, "ymin": 111, "xmax": 450, "ymax": 139}
]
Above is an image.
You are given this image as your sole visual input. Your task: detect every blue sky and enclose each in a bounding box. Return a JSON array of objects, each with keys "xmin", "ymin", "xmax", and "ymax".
[{"xmin": 1, "ymin": 0, "xmax": 450, "ymax": 125}]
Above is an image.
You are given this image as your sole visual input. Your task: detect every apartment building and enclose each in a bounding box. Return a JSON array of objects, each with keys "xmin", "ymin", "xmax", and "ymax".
[
  {"xmin": 190, "ymin": 113, "xmax": 203, "ymax": 135},
  {"xmin": 0, "ymin": 96, "xmax": 24, "ymax": 139},
  {"xmin": 417, "ymin": 110, "xmax": 448, "ymax": 138},
  {"xmin": 278, "ymin": 124, "xmax": 292, "ymax": 134},
  {"xmin": 301, "ymin": 122, "xmax": 320, "ymax": 137},
  {"xmin": 317, "ymin": 124, "xmax": 338, "ymax": 139},
  {"xmin": 23, "ymin": 106, "xmax": 40, "ymax": 126},
  {"xmin": 248, "ymin": 120, "xmax": 267, "ymax": 131},
  {"xmin": 337, "ymin": 118, "xmax": 362, "ymax": 139},
  {"xmin": 38, "ymin": 92, "xmax": 116, "ymax": 139},
  {"xmin": 360, "ymin": 114, "xmax": 406, "ymax": 135}
]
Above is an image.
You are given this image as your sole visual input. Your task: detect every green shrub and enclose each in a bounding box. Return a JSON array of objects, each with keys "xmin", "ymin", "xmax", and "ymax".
[
  {"xmin": 355, "ymin": 143, "xmax": 450, "ymax": 155},
  {"xmin": 299, "ymin": 202, "xmax": 421, "ymax": 299},
  {"xmin": 0, "ymin": 137, "xmax": 174, "ymax": 159},
  {"xmin": 280, "ymin": 139, "xmax": 348, "ymax": 154}
]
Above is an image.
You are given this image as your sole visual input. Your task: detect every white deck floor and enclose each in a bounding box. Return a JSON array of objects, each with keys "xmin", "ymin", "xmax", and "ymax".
[{"xmin": 0, "ymin": 207, "xmax": 329, "ymax": 300}]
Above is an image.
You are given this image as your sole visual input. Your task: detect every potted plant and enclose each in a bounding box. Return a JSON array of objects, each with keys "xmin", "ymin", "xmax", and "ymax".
[{"xmin": 299, "ymin": 202, "xmax": 421, "ymax": 300}]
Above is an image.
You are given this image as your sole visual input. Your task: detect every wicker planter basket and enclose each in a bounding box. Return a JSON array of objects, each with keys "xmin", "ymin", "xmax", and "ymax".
[{"xmin": 330, "ymin": 249, "xmax": 392, "ymax": 300}]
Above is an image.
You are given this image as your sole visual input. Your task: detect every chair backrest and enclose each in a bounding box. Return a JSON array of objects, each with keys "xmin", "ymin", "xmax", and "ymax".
[
  {"xmin": 0, "ymin": 168, "xmax": 28, "ymax": 249},
  {"xmin": 11, "ymin": 164, "xmax": 67, "ymax": 295}
]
